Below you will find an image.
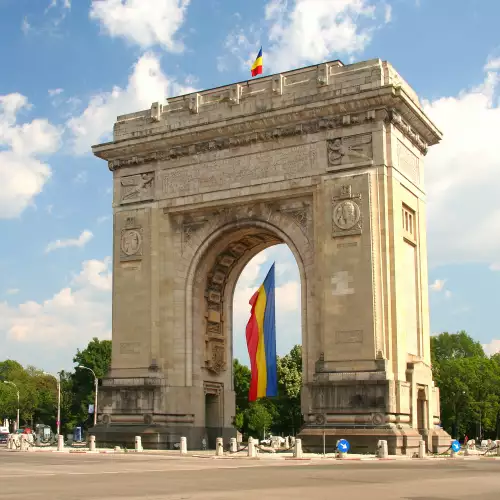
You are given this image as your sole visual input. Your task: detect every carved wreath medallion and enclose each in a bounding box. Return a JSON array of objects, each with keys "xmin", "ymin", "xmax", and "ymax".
[{"xmin": 121, "ymin": 228, "xmax": 143, "ymax": 257}]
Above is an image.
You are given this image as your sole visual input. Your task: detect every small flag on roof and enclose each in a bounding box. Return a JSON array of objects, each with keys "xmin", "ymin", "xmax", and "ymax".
[{"xmin": 251, "ymin": 47, "xmax": 263, "ymax": 77}]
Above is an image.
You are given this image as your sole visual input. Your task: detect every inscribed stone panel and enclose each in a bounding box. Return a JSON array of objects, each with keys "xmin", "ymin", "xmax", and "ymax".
[{"xmin": 162, "ymin": 143, "xmax": 319, "ymax": 198}]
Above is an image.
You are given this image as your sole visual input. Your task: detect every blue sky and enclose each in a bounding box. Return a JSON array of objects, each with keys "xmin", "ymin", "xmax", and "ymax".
[{"xmin": 1, "ymin": 0, "xmax": 499, "ymax": 372}]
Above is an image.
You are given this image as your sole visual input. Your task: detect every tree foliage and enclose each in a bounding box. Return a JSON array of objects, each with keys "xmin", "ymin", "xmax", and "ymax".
[
  {"xmin": 0, "ymin": 338, "xmax": 111, "ymax": 434},
  {"xmin": 432, "ymin": 331, "xmax": 500, "ymax": 440},
  {"xmin": 232, "ymin": 345, "xmax": 303, "ymax": 438},
  {"xmin": 4, "ymin": 331, "xmax": 500, "ymax": 442}
]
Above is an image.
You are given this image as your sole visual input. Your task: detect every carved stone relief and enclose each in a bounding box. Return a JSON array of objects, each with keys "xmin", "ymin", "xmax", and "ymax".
[
  {"xmin": 327, "ymin": 133, "xmax": 373, "ymax": 170},
  {"xmin": 120, "ymin": 172, "xmax": 154, "ymax": 204},
  {"xmin": 203, "ymin": 228, "xmax": 280, "ymax": 374},
  {"xmin": 332, "ymin": 184, "xmax": 363, "ymax": 237},
  {"xmin": 162, "ymin": 143, "xmax": 319, "ymax": 199},
  {"xmin": 311, "ymin": 384, "xmax": 386, "ymax": 411},
  {"xmin": 120, "ymin": 216, "xmax": 144, "ymax": 261}
]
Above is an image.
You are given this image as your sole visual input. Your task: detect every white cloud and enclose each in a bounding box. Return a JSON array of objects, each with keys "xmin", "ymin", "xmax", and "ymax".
[
  {"xmin": 6, "ymin": 289, "xmax": 20, "ymax": 296},
  {"xmin": 430, "ymin": 279, "xmax": 446, "ymax": 292},
  {"xmin": 264, "ymin": 0, "xmax": 382, "ymax": 72},
  {"xmin": 48, "ymin": 88, "xmax": 64, "ymax": 97},
  {"xmin": 384, "ymin": 3, "xmax": 392, "ymax": 23},
  {"xmin": 423, "ymin": 60, "xmax": 500, "ymax": 267},
  {"xmin": 73, "ymin": 171, "xmax": 88, "ymax": 184},
  {"xmin": 46, "ymin": 0, "xmax": 71, "ymax": 11},
  {"xmin": 490, "ymin": 263, "xmax": 500, "ymax": 271},
  {"xmin": 67, "ymin": 52, "xmax": 196, "ymax": 154},
  {"xmin": 484, "ymin": 57, "xmax": 500, "ymax": 71},
  {"xmin": 97, "ymin": 215, "xmax": 110, "ymax": 224},
  {"xmin": 222, "ymin": 0, "xmax": 388, "ymax": 74},
  {"xmin": 0, "ymin": 258, "xmax": 111, "ymax": 352},
  {"xmin": 444, "ymin": 290, "xmax": 452, "ymax": 299},
  {"xmin": 89, "ymin": 0, "xmax": 190, "ymax": 51},
  {"xmin": 483, "ymin": 339, "xmax": 500, "ymax": 356},
  {"xmin": 0, "ymin": 93, "xmax": 61, "ymax": 219},
  {"xmin": 21, "ymin": 17, "xmax": 31, "ymax": 34},
  {"xmin": 45, "ymin": 230, "xmax": 93, "ymax": 253}
]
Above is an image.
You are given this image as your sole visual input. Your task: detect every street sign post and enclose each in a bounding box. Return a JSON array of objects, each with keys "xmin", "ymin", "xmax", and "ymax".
[{"xmin": 338, "ymin": 439, "xmax": 350, "ymax": 453}]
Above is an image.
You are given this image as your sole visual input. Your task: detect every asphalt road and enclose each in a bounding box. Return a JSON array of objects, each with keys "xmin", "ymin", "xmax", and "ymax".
[{"xmin": 1, "ymin": 450, "xmax": 499, "ymax": 500}]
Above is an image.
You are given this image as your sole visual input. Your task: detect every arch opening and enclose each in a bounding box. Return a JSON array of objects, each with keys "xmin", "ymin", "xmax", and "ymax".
[{"xmin": 186, "ymin": 217, "xmax": 309, "ymax": 444}]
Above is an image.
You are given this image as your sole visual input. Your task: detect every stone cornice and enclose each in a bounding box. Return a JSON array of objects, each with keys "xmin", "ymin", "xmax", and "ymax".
[{"xmin": 95, "ymin": 88, "xmax": 439, "ymax": 172}]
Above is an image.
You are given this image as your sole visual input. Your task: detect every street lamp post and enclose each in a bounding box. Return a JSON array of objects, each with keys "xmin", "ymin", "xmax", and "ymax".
[
  {"xmin": 44, "ymin": 373, "xmax": 61, "ymax": 436},
  {"xmin": 3, "ymin": 381, "xmax": 20, "ymax": 431},
  {"xmin": 77, "ymin": 365, "xmax": 98, "ymax": 426}
]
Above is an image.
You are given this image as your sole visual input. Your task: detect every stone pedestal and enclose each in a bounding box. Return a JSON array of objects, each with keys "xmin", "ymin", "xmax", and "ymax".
[{"xmin": 299, "ymin": 426, "xmax": 423, "ymax": 456}]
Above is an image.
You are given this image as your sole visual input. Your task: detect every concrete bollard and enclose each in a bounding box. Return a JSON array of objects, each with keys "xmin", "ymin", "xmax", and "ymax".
[
  {"xmin": 20, "ymin": 434, "xmax": 28, "ymax": 452},
  {"xmin": 294, "ymin": 438, "xmax": 303, "ymax": 458},
  {"xmin": 418, "ymin": 440, "xmax": 426, "ymax": 459},
  {"xmin": 377, "ymin": 440, "xmax": 388, "ymax": 459},
  {"xmin": 135, "ymin": 436, "xmax": 143, "ymax": 453},
  {"xmin": 57, "ymin": 434, "xmax": 64, "ymax": 452},
  {"xmin": 215, "ymin": 437, "xmax": 224, "ymax": 456},
  {"xmin": 89, "ymin": 435, "xmax": 96, "ymax": 452},
  {"xmin": 248, "ymin": 437, "xmax": 256, "ymax": 458},
  {"xmin": 464, "ymin": 445, "xmax": 470, "ymax": 456},
  {"xmin": 229, "ymin": 437, "xmax": 237, "ymax": 453},
  {"xmin": 180, "ymin": 436, "xmax": 187, "ymax": 455},
  {"xmin": 285, "ymin": 436, "xmax": 290, "ymax": 449},
  {"xmin": 6, "ymin": 436, "xmax": 11, "ymax": 450}
]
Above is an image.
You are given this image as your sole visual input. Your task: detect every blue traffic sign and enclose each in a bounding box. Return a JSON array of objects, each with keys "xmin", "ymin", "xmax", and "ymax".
[
  {"xmin": 451, "ymin": 440, "xmax": 461, "ymax": 452},
  {"xmin": 338, "ymin": 439, "xmax": 350, "ymax": 453}
]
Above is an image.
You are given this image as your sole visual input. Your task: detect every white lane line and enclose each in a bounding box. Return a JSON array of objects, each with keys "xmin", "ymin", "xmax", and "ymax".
[{"xmin": 0, "ymin": 462, "xmax": 286, "ymax": 478}]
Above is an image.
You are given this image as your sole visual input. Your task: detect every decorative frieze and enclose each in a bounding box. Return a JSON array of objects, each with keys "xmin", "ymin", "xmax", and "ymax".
[{"xmin": 386, "ymin": 109, "xmax": 428, "ymax": 154}]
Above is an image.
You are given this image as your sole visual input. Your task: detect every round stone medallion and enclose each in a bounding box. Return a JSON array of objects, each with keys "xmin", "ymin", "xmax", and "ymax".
[
  {"xmin": 333, "ymin": 200, "xmax": 361, "ymax": 230},
  {"xmin": 121, "ymin": 229, "xmax": 142, "ymax": 256}
]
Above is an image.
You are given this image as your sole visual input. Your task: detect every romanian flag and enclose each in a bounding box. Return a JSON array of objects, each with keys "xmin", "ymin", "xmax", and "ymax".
[
  {"xmin": 245, "ymin": 263, "xmax": 277, "ymax": 401},
  {"xmin": 251, "ymin": 47, "xmax": 263, "ymax": 77}
]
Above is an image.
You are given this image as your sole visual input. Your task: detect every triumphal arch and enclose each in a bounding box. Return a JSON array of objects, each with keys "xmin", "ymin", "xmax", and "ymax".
[{"xmin": 92, "ymin": 58, "xmax": 450, "ymax": 454}]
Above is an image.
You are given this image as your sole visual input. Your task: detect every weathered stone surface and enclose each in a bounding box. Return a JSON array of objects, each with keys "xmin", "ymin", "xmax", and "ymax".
[{"xmin": 91, "ymin": 58, "xmax": 449, "ymax": 452}]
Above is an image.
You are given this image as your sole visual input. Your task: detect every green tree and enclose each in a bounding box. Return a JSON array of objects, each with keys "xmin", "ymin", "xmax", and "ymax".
[
  {"xmin": 233, "ymin": 359, "xmax": 251, "ymax": 431},
  {"xmin": 246, "ymin": 400, "xmax": 273, "ymax": 439},
  {"xmin": 275, "ymin": 345, "xmax": 303, "ymax": 435},
  {"xmin": 431, "ymin": 331, "xmax": 485, "ymax": 366},
  {"xmin": 71, "ymin": 338, "xmax": 112, "ymax": 428},
  {"xmin": 431, "ymin": 331, "xmax": 500, "ymax": 440}
]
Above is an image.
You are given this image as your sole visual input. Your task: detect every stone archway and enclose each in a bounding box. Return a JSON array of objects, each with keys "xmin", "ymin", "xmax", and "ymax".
[
  {"xmin": 179, "ymin": 201, "xmax": 314, "ymax": 445},
  {"xmin": 92, "ymin": 57, "xmax": 451, "ymax": 453}
]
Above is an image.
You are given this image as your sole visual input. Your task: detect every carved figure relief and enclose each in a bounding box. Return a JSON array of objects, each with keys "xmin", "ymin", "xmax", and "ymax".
[
  {"xmin": 120, "ymin": 217, "xmax": 144, "ymax": 260},
  {"xmin": 332, "ymin": 184, "xmax": 363, "ymax": 237},
  {"xmin": 327, "ymin": 134, "xmax": 373, "ymax": 169},
  {"xmin": 120, "ymin": 172, "xmax": 154, "ymax": 204},
  {"xmin": 333, "ymin": 200, "xmax": 361, "ymax": 231}
]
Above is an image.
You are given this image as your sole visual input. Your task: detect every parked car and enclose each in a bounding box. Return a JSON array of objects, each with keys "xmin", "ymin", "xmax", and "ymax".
[{"xmin": 0, "ymin": 432, "xmax": 8, "ymax": 444}]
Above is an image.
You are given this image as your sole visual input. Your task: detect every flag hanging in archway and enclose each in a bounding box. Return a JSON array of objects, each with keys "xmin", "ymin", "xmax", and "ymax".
[{"xmin": 245, "ymin": 263, "xmax": 277, "ymax": 401}]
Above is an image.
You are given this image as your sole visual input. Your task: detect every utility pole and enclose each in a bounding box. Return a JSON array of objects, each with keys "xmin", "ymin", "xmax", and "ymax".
[
  {"xmin": 77, "ymin": 365, "xmax": 98, "ymax": 426},
  {"xmin": 3, "ymin": 381, "xmax": 20, "ymax": 431}
]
